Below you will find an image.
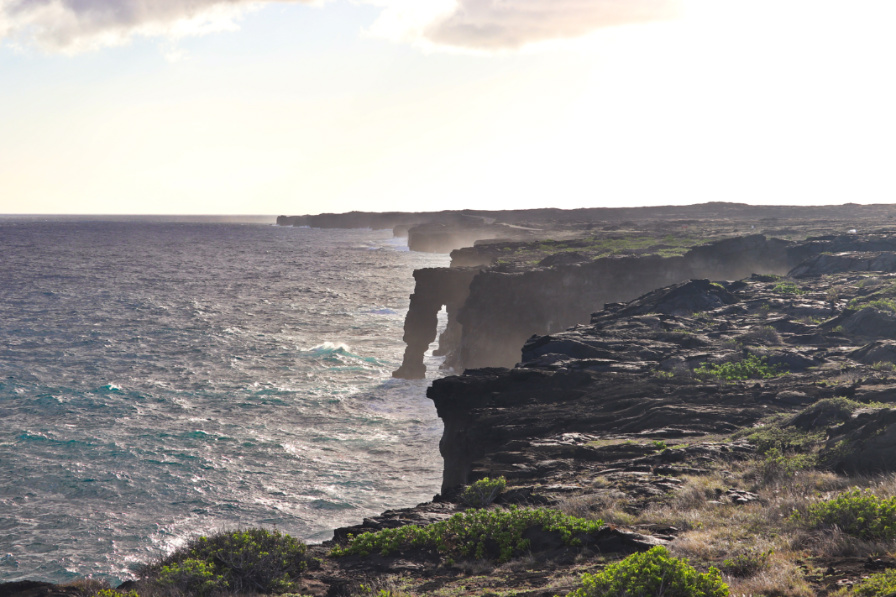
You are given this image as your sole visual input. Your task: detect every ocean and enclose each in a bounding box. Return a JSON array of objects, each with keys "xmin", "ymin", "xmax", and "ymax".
[{"xmin": 0, "ymin": 218, "xmax": 449, "ymax": 585}]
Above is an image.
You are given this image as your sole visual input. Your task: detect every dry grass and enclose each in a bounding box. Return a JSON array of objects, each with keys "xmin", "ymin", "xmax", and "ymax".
[
  {"xmin": 724, "ymin": 560, "xmax": 815, "ymax": 597},
  {"xmin": 740, "ymin": 326, "xmax": 784, "ymax": 346},
  {"xmin": 561, "ymin": 462, "xmax": 896, "ymax": 596},
  {"xmin": 559, "ymin": 489, "xmax": 635, "ymax": 527}
]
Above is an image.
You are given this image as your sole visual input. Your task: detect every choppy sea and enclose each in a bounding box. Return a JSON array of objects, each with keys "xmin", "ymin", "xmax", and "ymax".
[{"xmin": 0, "ymin": 218, "xmax": 449, "ymax": 585}]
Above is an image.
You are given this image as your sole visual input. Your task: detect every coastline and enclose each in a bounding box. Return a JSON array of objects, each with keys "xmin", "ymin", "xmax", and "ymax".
[{"xmin": 11, "ymin": 204, "xmax": 896, "ymax": 595}]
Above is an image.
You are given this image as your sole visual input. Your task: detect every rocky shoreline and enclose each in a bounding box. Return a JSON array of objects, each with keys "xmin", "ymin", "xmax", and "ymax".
[{"xmin": 12, "ymin": 205, "xmax": 896, "ymax": 596}]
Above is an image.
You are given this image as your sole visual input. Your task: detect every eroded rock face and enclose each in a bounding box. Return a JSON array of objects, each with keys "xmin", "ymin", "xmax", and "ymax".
[
  {"xmin": 392, "ymin": 267, "xmax": 480, "ymax": 379},
  {"xmin": 428, "ymin": 270, "xmax": 896, "ymax": 493},
  {"xmin": 396, "ymin": 233, "xmax": 896, "ymax": 378},
  {"xmin": 397, "ymin": 235, "xmax": 799, "ymax": 377}
]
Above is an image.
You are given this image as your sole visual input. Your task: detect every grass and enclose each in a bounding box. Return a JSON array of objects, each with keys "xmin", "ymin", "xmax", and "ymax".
[
  {"xmin": 739, "ymin": 325, "xmax": 782, "ymax": 346},
  {"xmin": 773, "ymin": 282, "xmax": 807, "ymax": 295},
  {"xmin": 848, "ymin": 298, "xmax": 896, "ymax": 312}
]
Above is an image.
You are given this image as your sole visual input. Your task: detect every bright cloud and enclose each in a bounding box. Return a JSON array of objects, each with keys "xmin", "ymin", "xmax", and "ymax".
[
  {"xmin": 420, "ymin": 0, "xmax": 681, "ymax": 50},
  {"xmin": 0, "ymin": 0, "xmax": 680, "ymax": 53}
]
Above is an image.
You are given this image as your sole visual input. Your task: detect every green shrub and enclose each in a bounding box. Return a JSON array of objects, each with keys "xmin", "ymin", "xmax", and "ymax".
[
  {"xmin": 848, "ymin": 297, "xmax": 896, "ymax": 313},
  {"xmin": 746, "ymin": 424, "xmax": 824, "ymax": 456},
  {"xmin": 461, "ymin": 476, "xmax": 507, "ymax": 508},
  {"xmin": 720, "ymin": 548, "xmax": 772, "ymax": 577},
  {"xmin": 798, "ymin": 489, "xmax": 896, "ymax": 540},
  {"xmin": 773, "ymin": 282, "xmax": 806, "ymax": 295},
  {"xmin": 759, "ymin": 448, "xmax": 816, "ymax": 480},
  {"xmin": 142, "ymin": 528, "xmax": 310, "ymax": 595},
  {"xmin": 852, "ymin": 569, "xmax": 896, "ymax": 596},
  {"xmin": 568, "ymin": 546, "xmax": 728, "ymax": 597},
  {"xmin": 694, "ymin": 355, "xmax": 784, "ymax": 381},
  {"xmin": 157, "ymin": 558, "xmax": 227, "ymax": 596},
  {"xmin": 91, "ymin": 590, "xmax": 140, "ymax": 597},
  {"xmin": 331, "ymin": 507, "xmax": 603, "ymax": 563}
]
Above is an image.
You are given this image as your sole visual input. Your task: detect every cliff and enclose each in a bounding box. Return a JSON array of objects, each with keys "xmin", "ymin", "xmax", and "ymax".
[
  {"xmin": 394, "ymin": 234, "xmax": 801, "ymax": 379},
  {"xmin": 327, "ymin": 240, "xmax": 896, "ymax": 596}
]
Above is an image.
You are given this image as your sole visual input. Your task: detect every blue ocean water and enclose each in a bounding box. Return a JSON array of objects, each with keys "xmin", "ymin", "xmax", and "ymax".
[{"xmin": 0, "ymin": 219, "xmax": 449, "ymax": 584}]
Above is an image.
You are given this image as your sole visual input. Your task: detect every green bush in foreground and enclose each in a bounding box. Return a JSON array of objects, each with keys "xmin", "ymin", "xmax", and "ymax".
[
  {"xmin": 331, "ymin": 507, "xmax": 603, "ymax": 563},
  {"xmin": 461, "ymin": 476, "xmax": 507, "ymax": 508},
  {"xmin": 851, "ymin": 569, "xmax": 896, "ymax": 596},
  {"xmin": 568, "ymin": 546, "xmax": 728, "ymax": 597},
  {"xmin": 694, "ymin": 355, "xmax": 784, "ymax": 381},
  {"xmin": 142, "ymin": 528, "xmax": 310, "ymax": 595},
  {"xmin": 798, "ymin": 489, "xmax": 896, "ymax": 541}
]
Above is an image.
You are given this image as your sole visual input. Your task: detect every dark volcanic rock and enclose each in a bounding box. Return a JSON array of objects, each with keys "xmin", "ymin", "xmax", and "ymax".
[
  {"xmin": 850, "ymin": 340, "xmax": 896, "ymax": 365},
  {"xmin": 822, "ymin": 408, "xmax": 896, "ymax": 474},
  {"xmin": 0, "ymin": 582, "xmax": 80, "ymax": 597},
  {"xmin": 428, "ymin": 268, "xmax": 896, "ymax": 493},
  {"xmin": 615, "ymin": 279, "xmax": 739, "ymax": 317},
  {"xmin": 790, "ymin": 251, "xmax": 896, "ymax": 277}
]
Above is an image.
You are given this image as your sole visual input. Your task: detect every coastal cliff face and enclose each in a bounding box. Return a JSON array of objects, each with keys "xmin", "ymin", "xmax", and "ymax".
[
  {"xmin": 394, "ymin": 235, "xmax": 796, "ymax": 378},
  {"xmin": 427, "ymin": 252, "xmax": 896, "ymax": 495},
  {"xmin": 454, "ymin": 235, "xmax": 794, "ymax": 372}
]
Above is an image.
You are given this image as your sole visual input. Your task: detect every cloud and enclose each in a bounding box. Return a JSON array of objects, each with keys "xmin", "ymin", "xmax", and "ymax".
[
  {"xmin": 419, "ymin": 0, "xmax": 681, "ymax": 50},
  {"xmin": 0, "ymin": 0, "xmax": 679, "ymax": 54},
  {"xmin": 0, "ymin": 0, "xmax": 306, "ymax": 52}
]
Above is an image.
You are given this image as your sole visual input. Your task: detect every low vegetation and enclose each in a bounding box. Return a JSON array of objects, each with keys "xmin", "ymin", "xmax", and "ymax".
[
  {"xmin": 773, "ymin": 281, "xmax": 807, "ymax": 295},
  {"xmin": 138, "ymin": 529, "xmax": 312, "ymax": 596},
  {"xmin": 568, "ymin": 546, "xmax": 728, "ymax": 597},
  {"xmin": 849, "ymin": 569, "xmax": 896, "ymax": 597},
  {"xmin": 694, "ymin": 354, "xmax": 785, "ymax": 381},
  {"xmin": 797, "ymin": 488, "xmax": 896, "ymax": 541},
  {"xmin": 460, "ymin": 476, "xmax": 506, "ymax": 508},
  {"xmin": 330, "ymin": 507, "xmax": 604, "ymax": 563}
]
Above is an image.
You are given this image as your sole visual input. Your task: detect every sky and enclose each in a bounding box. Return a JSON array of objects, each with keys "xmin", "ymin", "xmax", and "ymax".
[{"xmin": 1, "ymin": 0, "xmax": 895, "ymax": 215}]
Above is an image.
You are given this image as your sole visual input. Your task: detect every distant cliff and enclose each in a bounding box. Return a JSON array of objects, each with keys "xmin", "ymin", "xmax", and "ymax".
[
  {"xmin": 393, "ymin": 229, "xmax": 896, "ymax": 379},
  {"xmin": 392, "ymin": 235, "xmax": 798, "ymax": 378}
]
